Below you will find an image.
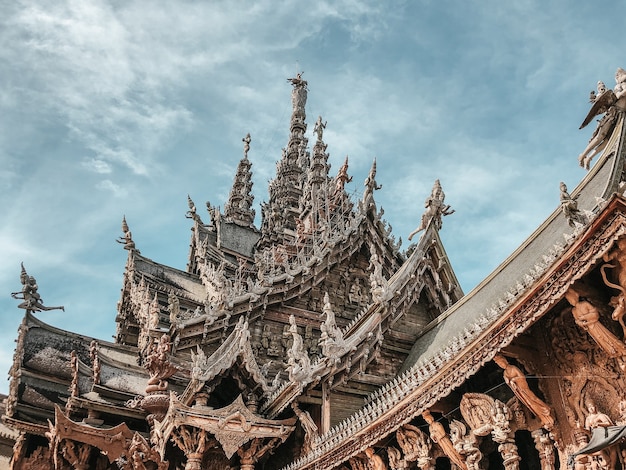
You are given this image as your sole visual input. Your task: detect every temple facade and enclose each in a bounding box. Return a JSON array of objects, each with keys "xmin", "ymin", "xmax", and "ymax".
[{"xmin": 5, "ymin": 68, "xmax": 626, "ymax": 469}]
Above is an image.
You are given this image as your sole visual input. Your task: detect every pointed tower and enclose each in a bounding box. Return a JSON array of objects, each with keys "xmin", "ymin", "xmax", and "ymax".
[
  {"xmin": 300, "ymin": 116, "xmax": 330, "ymax": 220},
  {"xmin": 261, "ymin": 74, "xmax": 309, "ymax": 245},
  {"xmin": 224, "ymin": 133, "xmax": 256, "ymax": 227}
]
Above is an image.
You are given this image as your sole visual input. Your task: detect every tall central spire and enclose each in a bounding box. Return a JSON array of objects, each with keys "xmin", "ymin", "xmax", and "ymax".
[{"xmin": 261, "ymin": 74, "xmax": 309, "ymax": 244}]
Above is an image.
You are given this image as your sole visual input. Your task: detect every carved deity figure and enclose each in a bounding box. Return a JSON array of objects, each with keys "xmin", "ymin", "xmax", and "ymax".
[
  {"xmin": 601, "ymin": 237, "xmax": 626, "ymax": 339},
  {"xmin": 117, "ymin": 216, "xmax": 137, "ymax": 251},
  {"xmin": 11, "ymin": 263, "xmax": 64, "ymax": 313},
  {"xmin": 564, "ymin": 287, "xmax": 626, "ymax": 359},
  {"xmin": 242, "ymin": 133, "xmax": 251, "ymax": 158},
  {"xmin": 368, "ymin": 247, "xmax": 387, "ymax": 303},
  {"xmin": 334, "ymin": 156, "xmax": 353, "ymax": 197},
  {"xmin": 319, "ymin": 292, "xmax": 347, "ymax": 363},
  {"xmin": 144, "ymin": 335, "xmax": 177, "ymax": 393},
  {"xmin": 186, "ymin": 195, "xmax": 203, "ymax": 224},
  {"xmin": 408, "ymin": 179, "xmax": 454, "ymax": 241},
  {"xmin": 286, "ymin": 315, "xmax": 311, "ymax": 382},
  {"xmin": 584, "ymin": 401, "xmax": 613, "ymax": 430},
  {"xmin": 582, "ymin": 402, "xmax": 617, "ymax": 470},
  {"xmin": 168, "ymin": 293, "xmax": 180, "ymax": 327},
  {"xmin": 364, "ymin": 447, "xmax": 387, "ymax": 470},
  {"xmin": 288, "ymin": 73, "xmax": 308, "ymax": 118},
  {"xmin": 559, "ymin": 182, "xmax": 587, "ymax": 228},
  {"xmin": 362, "ymin": 159, "xmax": 382, "ymax": 208},
  {"xmin": 578, "ymin": 68, "xmax": 626, "ymax": 169},
  {"xmin": 313, "ymin": 115, "xmax": 327, "ymax": 142},
  {"xmin": 396, "ymin": 423, "xmax": 432, "ymax": 467},
  {"xmin": 422, "ymin": 410, "xmax": 468, "ymax": 470},
  {"xmin": 493, "ymin": 354, "xmax": 555, "ymax": 430}
]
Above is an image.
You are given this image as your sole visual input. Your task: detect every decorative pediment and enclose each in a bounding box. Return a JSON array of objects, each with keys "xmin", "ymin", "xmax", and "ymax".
[
  {"xmin": 182, "ymin": 317, "xmax": 272, "ymax": 404},
  {"xmin": 48, "ymin": 405, "xmax": 134, "ymax": 463},
  {"xmin": 154, "ymin": 393, "xmax": 296, "ymax": 459}
]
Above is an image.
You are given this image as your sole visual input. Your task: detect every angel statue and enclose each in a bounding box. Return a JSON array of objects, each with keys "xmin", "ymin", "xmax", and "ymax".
[
  {"xmin": 578, "ymin": 68, "xmax": 626, "ymax": 170},
  {"xmin": 11, "ymin": 264, "xmax": 64, "ymax": 314},
  {"xmin": 408, "ymin": 179, "xmax": 454, "ymax": 241}
]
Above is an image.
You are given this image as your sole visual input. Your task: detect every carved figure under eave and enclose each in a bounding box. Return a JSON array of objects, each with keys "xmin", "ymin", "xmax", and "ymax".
[
  {"xmin": 493, "ymin": 354, "xmax": 555, "ymax": 431},
  {"xmin": 564, "ymin": 287, "xmax": 626, "ymax": 362},
  {"xmin": 422, "ymin": 410, "xmax": 468, "ymax": 470}
]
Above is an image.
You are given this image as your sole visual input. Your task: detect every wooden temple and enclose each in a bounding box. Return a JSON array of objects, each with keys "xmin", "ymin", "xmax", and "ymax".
[{"xmin": 6, "ymin": 68, "xmax": 626, "ymax": 469}]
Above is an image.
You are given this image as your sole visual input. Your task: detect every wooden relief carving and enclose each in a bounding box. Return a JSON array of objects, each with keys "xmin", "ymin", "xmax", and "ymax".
[
  {"xmin": 460, "ymin": 393, "xmax": 496, "ymax": 436},
  {"xmin": 601, "ymin": 237, "xmax": 626, "ymax": 339},
  {"xmin": 387, "ymin": 446, "xmax": 409, "ymax": 469},
  {"xmin": 449, "ymin": 419, "xmax": 481, "ymax": 470},
  {"xmin": 493, "ymin": 354, "xmax": 555, "ymax": 431},
  {"xmin": 564, "ymin": 287, "xmax": 626, "ymax": 359},
  {"xmin": 396, "ymin": 423, "xmax": 433, "ymax": 469},
  {"xmin": 422, "ymin": 410, "xmax": 467, "ymax": 470},
  {"xmin": 364, "ymin": 447, "xmax": 388, "ymax": 470}
]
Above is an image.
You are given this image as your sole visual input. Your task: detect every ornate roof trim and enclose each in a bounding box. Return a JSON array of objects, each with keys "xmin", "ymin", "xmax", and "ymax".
[{"xmin": 283, "ymin": 194, "xmax": 626, "ymax": 469}]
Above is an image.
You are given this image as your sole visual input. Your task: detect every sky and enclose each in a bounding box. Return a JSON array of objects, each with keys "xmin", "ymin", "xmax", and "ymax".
[{"xmin": 1, "ymin": 0, "xmax": 626, "ymax": 394}]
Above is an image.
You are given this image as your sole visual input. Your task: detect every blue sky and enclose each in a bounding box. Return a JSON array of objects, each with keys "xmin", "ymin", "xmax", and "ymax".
[{"xmin": 1, "ymin": 0, "xmax": 625, "ymax": 394}]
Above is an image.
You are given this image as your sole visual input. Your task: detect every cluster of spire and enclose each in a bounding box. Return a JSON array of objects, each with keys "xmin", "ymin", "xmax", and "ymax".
[{"xmin": 219, "ymin": 74, "xmax": 357, "ymax": 251}]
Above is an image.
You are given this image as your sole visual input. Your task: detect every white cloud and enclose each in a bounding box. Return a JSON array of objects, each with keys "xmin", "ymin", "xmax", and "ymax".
[
  {"xmin": 81, "ymin": 157, "xmax": 111, "ymax": 174},
  {"xmin": 96, "ymin": 179, "xmax": 127, "ymax": 198}
]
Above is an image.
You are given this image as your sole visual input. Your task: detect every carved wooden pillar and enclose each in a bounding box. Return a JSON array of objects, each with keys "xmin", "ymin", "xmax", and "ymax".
[
  {"xmin": 531, "ymin": 429, "xmax": 555, "ymax": 470},
  {"xmin": 491, "ymin": 401, "xmax": 520, "ymax": 470},
  {"xmin": 321, "ymin": 379, "xmax": 331, "ymax": 435},
  {"xmin": 237, "ymin": 437, "xmax": 281, "ymax": 470},
  {"xmin": 171, "ymin": 427, "xmax": 214, "ymax": 470}
]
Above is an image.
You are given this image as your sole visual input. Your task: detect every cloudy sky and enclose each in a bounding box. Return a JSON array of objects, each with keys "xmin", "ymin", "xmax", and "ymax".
[{"xmin": 1, "ymin": 0, "xmax": 625, "ymax": 393}]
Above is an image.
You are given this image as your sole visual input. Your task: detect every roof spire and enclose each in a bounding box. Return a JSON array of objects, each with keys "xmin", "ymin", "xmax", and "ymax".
[
  {"xmin": 224, "ymin": 133, "xmax": 256, "ymax": 227},
  {"xmin": 261, "ymin": 74, "xmax": 309, "ymax": 244}
]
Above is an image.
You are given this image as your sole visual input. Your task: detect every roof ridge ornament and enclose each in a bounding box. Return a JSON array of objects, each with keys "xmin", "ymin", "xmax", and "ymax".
[
  {"xmin": 11, "ymin": 263, "xmax": 64, "ymax": 314},
  {"xmin": 559, "ymin": 182, "xmax": 588, "ymax": 228},
  {"xmin": 408, "ymin": 179, "xmax": 454, "ymax": 241},
  {"xmin": 117, "ymin": 215, "xmax": 138, "ymax": 252},
  {"xmin": 578, "ymin": 67, "xmax": 626, "ymax": 170}
]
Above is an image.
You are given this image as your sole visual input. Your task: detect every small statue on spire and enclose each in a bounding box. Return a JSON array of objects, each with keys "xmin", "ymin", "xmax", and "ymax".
[
  {"xmin": 116, "ymin": 215, "xmax": 137, "ymax": 252},
  {"xmin": 11, "ymin": 263, "xmax": 64, "ymax": 314},
  {"xmin": 242, "ymin": 133, "xmax": 251, "ymax": 159},
  {"xmin": 287, "ymin": 72, "xmax": 308, "ymax": 120},
  {"xmin": 313, "ymin": 116, "xmax": 327, "ymax": 142},
  {"xmin": 333, "ymin": 156, "xmax": 353, "ymax": 197},
  {"xmin": 408, "ymin": 179, "xmax": 454, "ymax": 241}
]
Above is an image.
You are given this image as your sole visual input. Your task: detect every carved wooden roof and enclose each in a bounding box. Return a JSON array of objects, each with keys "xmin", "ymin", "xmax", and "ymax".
[{"xmin": 279, "ymin": 109, "xmax": 626, "ymax": 470}]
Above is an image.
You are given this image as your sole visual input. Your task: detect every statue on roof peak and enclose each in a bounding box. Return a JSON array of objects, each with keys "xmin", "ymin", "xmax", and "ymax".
[
  {"xmin": 408, "ymin": 179, "xmax": 454, "ymax": 241},
  {"xmin": 116, "ymin": 215, "xmax": 138, "ymax": 252},
  {"xmin": 578, "ymin": 67, "xmax": 626, "ymax": 170},
  {"xmin": 11, "ymin": 263, "xmax": 64, "ymax": 314}
]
